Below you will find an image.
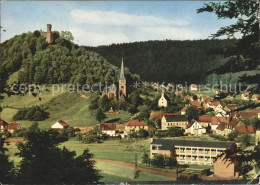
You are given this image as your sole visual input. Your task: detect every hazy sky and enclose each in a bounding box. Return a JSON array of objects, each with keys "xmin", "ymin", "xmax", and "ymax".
[{"xmin": 1, "ymin": 1, "xmax": 237, "ymax": 46}]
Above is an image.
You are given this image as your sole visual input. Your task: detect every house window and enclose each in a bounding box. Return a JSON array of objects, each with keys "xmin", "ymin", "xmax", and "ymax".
[{"xmin": 152, "ymin": 146, "xmax": 156, "ymax": 150}]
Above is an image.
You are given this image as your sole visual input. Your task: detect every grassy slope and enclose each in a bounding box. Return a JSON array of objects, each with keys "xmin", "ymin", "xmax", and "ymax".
[{"xmin": 2, "ymin": 84, "xmax": 131, "ymax": 129}]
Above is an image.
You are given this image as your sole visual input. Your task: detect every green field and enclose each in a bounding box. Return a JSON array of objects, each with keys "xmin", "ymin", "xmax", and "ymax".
[{"xmin": 1, "ymin": 87, "xmax": 131, "ymax": 129}]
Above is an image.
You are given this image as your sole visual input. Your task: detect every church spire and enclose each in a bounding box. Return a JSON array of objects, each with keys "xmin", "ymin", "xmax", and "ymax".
[{"xmin": 120, "ymin": 57, "xmax": 125, "ymax": 79}]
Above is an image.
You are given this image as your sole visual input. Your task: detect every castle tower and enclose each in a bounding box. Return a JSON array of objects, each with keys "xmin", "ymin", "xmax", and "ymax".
[
  {"xmin": 46, "ymin": 24, "xmax": 53, "ymax": 43},
  {"xmin": 118, "ymin": 58, "xmax": 126, "ymax": 100}
]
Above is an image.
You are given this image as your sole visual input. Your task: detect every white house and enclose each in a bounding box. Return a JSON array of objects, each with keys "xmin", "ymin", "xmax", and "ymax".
[
  {"xmin": 124, "ymin": 120, "xmax": 148, "ymax": 133},
  {"xmin": 185, "ymin": 120, "xmax": 206, "ymax": 135},
  {"xmin": 51, "ymin": 120, "xmax": 69, "ymax": 129},
  {"xmin": 190, "ymin": 84, "xmax": 198, "ymax": 91},
  {"xmin": 100, "ymin": 123, "xmax": 117, "ymax": 136},
  {"xmin": 158, "ymin": 92, "xmax": 168, "ymax": 107},
  {"xmin": 161, "ymin": 115, "xmax": 188, "ymax": 130}
]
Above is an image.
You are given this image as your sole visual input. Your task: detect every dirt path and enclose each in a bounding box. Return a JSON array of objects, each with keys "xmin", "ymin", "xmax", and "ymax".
[{"xmin": 93, "ymin": 158, "xmax": 177, "ymax": 179}]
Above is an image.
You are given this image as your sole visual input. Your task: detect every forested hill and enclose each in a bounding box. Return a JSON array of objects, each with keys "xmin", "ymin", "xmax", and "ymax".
[
  {"xmin": 0, "ymin": 31, "xmax": 139, "ymax": 87},
  {"xmin": 85, "ymin": 39, "xmax": 237, "ymax": 84}
]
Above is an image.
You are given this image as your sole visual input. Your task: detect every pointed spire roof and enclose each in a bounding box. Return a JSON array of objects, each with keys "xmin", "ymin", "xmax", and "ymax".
[{"xmin": 120, "ymin": 58, "xmax": 125, "ymax": 79}]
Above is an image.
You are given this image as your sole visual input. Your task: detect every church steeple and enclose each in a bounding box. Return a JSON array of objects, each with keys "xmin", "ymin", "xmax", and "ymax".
[
  {"xmin": 118, "ymin": 57, "xmax": 126, "ymax": 100},
  {"xmin": 120, "ymin": 58, "xmax": 125, "ymax": 79}
]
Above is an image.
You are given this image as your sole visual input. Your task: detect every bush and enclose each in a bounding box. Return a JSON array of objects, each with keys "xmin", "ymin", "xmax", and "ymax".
[{"xmin": 13, "ymin": 106, "xmax": 49, "ymax": 121}]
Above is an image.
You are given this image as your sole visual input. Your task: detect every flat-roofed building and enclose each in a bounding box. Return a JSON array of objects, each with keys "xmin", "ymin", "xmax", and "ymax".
[{"xmin": 150, "ymin": 138, "xmax": 236, "ymax": 165}]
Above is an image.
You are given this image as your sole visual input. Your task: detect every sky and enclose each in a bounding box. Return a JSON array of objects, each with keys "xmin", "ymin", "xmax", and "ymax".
[{"xmin": 1, "ymin": 1, "xmax": 237, "ymax": 46}]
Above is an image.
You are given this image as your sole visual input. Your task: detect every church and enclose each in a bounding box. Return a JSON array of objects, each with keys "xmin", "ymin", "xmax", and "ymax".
[{"xmin": 102, "ymin": 58, "xmax": 127, "ymax": 101}]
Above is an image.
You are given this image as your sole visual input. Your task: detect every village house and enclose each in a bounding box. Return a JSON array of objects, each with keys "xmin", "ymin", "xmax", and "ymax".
[
  {"xmin": 150, "ymin": 138, "xmax": 236, "ymax": 165},
  {"xmin": 161, "ymin": 115, "xmax": 188, "ymax": 130},
  {"xmin": 251, "ymin": 94, "xmax": 260, "ymax": 102},
  {"xmin": 124, "ymin": 120, "xmax": 148, "ymax": 133},
  {"xmin": 232, "ymin": 111, "xmax": 260, "ymax": 120},
  {"xmin": 8, "ymin": 122, "xmax": 21, "ymax": 133},
  {"xmin": 197, "ymin": 116, "xmax": 212, "ymax": 127},
  {"xmin": 190, "ymin": 100, "xmax": 202, "ymax": 109},
  {"xmin": 207, "ymin": 101, "xmax": 222, "ymax": 110},
  {"xmin": 241, "ymin": 92, "xmax": 250, "ymax": 100},
  {"xmin": 213, "ymin": 151, "xmax": 239, "ymax": 179},
  {"xmin": 51, "ymin": 120, "xmax": 69, "ymax": 129},
  {"xmin": 234, "ymin": 125, "xmax": 255, "ymax": 134},
  {"xmin": 149, "ymin": 112, "xmax": 179, "ymax": 120},
  {"xmin": 158, "ymin": 92, "xmax": 169, "ymax": 107},
  {"xmin": 185, "ymin": 120, "xmax": 206, "ymax": 136},
  {"xmin": 215, "ymin": 117, "xmax": 243, "ymax": 136},
  {"xmin": 0, "ymin": 119, "xmax": 8, "ymax": 133},
  {"xmin": 100, "ymin": 123, "xmax": 117, "ymax": 136},
  {"xmin": 190, "ymin": 84, "xmax": 198, "ymax": 91}
]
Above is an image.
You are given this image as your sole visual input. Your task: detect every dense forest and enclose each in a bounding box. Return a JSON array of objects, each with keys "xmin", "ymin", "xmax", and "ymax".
[
  {"xmin": 0, "ymin": 31, "xmax": 139, "ymax": 88},
  {"xmin": 85, "ymin": 39, "xmax": 237, "ymax": 84}
]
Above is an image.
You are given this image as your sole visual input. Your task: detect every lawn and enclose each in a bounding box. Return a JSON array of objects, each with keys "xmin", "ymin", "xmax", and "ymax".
[
  {"xmin": 2, "ymin": 89, "xmax": 131, "ymax": 129},
  {"xmin": 97, "ymin": 161, "xmax": 173, "ymax": 182},
  {"xmin": 61, "ymin": 139, "xmax": 148, "ymax": 163}
]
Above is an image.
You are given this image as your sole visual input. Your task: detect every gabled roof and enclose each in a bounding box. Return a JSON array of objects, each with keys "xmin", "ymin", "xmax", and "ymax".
[
  {"xmin": 248, "ymin": 109, "xmax": 260, "ymax": 113},
  {"xmin": 100, "ymin": 123, "xmax": 116, "ymax": 131},
  {"xmin": 0, "ymin": 119, "xmax": 8, "ymax": 126},
  {"xmin": 232, "ymin": 112, "xmax": 258, "ymax": 119},
  {"xmin": 58, "ymin": 120, "xmax": 69, "ymax": 127},
  {"xmin": 149, "ymin": 112, "xmax": 179, "ymax": 120},
  {"xmin": 198, "ymin": 116, "xmax": 212, "ymax": 123},
  {"xmin": 163, "ymin": 115, "xmax": 188, "ymax": 122},
  {"xmin": 8, "ymin": 122, "xmax": 20, "ymax": 130},
  {"xmin": 234, "ymin": 125, "xmax": 255, "ymax": 134},
  {"xmin": 190, "ymin": 101, "xmax": 202, "ymax": 108},
  {"xmin": 209, "ymin": 101, "xmax": 221, "ymax": 107},
  {"xmin": 216, "ymin": 122, "xmax": 226, "ymax": 131},
  {"xmin": 126, "ymin": 120, "xmax": 147, "ymax": 127},
  {"xmin": 151, "ymin": 139, "xmax": 235, "ymax": 150},
  {"xmin": 186, "ymin": 120, "xmax": 198, "ymax": 129}
]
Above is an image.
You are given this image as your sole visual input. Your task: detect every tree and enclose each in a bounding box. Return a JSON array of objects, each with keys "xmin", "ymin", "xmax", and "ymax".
[
  {"xmin": 95, "ymin": 108, "xmax": 106, "ymax": 123},
  {"xmin": 16, "ymin": 128, "xmax": 101, "ymax": 184},
  {"xmin": 227, "ymin": 130, "xmax": 239, "ymax": 141},
  {"xmin": 142, "ymin": 152, "xmax": 150, "ymax": 166},
  {"xmin": 165, "ymin": 156, "xmax": 177, "ymax": 169},
  {"xmin": 138, "ymin": 128, "xmax": 149, "ymax": 138},
  {"xmin": 238, "ymin": 134, "xmax": 251, "ymax": 149},
  {"xmin": 60, "ymin": 31, "xmax": 74, "ymax": 41},
  {"xmin": 151, "ymin": 154, "xmax": 165, "ymax": 168},
  {"xmin": 137, "ymin": 105, "xmax": 151, "ymax": 121},
  {"xmin": 0, "ymin": 133, "xmax": 15, "ymax": 183},
  {"xmin": 197, "ymin": 1, "xmax": 260, "ymax": 91},
  {"xmin": 186, "ymin": 106, "xmax": 199, "ymax": 121},
  {"xmin": 0, "ymin": 153, "xmax": 14, "ymax": 183}
]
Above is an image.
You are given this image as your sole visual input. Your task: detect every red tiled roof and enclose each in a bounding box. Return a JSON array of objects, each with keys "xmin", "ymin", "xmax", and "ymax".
[
  {"xmin": 198, "ymin": 116, "xmax": 212, "ymax": 123},
  {"xmin": 149, "ymin": 112, "xmax": 179, "ymax": 120},
  {"xmin": 211, "ymin": 117, "xmax": 219, "ymax": 125},
  {"xmin": 209, "ymin": 101, "xmax": 221, "ymax": 107},
  {"xmin": 126, "ymin": 120, "xmax": 147, "ymax": 127},
  {"xmin": 190, "ymin": 101, "xmax": 202, "ymax": 108},
  {"xmin": 0, "ymin": 119, "xmax": 8, "ymax": 126},
  {"xmin": 186, "ymin": 120, "xmax": 196, "ymax": 129},
  {"xmin": 232, "ymin": 112, "xmax": 258, "ymax": 119},
  {"xmin": 58, "ymin": 120, "xmax": 69, "ymax": 127},
  {"xmin": 8, "ymin": 122, "xmax": 20, "ymax": 130},
  {"xmin": 248, "ymin": 109, "xmax": 260, "ymax": 113},
  {"xmin": 235, "ymin": 125, "xmax": 255, "ymax": 134},
  {"xmin": 100, "ymin": 123, "xmax": 116, "ymax": 131},
  {"xmin": 216, "ymin": 123, "xmax": 226, "ymax": 131}
]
